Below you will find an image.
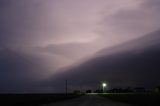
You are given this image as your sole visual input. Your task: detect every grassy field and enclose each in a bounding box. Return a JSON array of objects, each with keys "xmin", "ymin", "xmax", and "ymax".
[
  {"xmin": 100, "ymin": 93, "xmax": 160, "ymax": 106},
  {"xmin": 0, "ymin": 93, "xmax": 83, "ymax": 106}
]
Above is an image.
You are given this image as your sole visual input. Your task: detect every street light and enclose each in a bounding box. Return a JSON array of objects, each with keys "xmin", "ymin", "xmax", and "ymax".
[{"xmin": 102, "ymin": 82, "xmax": 107, "ymax": 92}]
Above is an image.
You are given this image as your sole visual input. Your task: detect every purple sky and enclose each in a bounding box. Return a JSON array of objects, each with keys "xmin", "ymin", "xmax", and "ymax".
[{"xmin": 1, "ymin": 0, "xmax": 160, "ymax": 93}]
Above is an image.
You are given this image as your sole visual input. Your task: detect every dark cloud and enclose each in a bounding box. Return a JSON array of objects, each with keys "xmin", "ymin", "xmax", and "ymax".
[
  {"xmin": 49, "ymin": 30, "xmax": 160, "ymax": 92},
  {"xmin": 98, "ymin": 0, "xmax": 160, "ymax": 43},
  {"xmin": 1, "ymin": 0, "xmax": 160, "ymax": 93},
  {"xmin": 0, "ymin": 0, "xmax": 7, "ymax": 8},
  {"xmin": 0, "ymin": 0, "xmax": 39, "ymax": 45},
  {"xmin": 0, "ymin": 46, "xmax": 53, "ymax": 93},
  {"xmin": 0, "ymin": 0, "xmax": 13, "ymax": 8},
  {"xmin": 0, "ymin": 0, "xmax": 98, "ymax": 46},
  {"xmin": 143, "ymin": 0, "xmax": 160, "ymax": 10},
  {"xmin": 0, "ymin": 0, "xmax": 63, "ymax": 47}
]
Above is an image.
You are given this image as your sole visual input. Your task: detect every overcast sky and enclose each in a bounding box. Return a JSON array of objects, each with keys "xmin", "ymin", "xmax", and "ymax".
[{"xmin": 1, "ymin": 0, "xmax": 160, "ymax": 93}]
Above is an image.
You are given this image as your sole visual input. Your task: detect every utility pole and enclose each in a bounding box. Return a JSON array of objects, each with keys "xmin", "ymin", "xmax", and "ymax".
[{"xmin": 66, "ymin": 80, "xmax": 68, "ymax": 96}]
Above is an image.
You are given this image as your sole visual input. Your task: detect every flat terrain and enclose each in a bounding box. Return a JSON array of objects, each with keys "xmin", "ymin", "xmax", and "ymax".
[
  {"xmin": 40, "ymin": 94, "xmax": 133, "ymax": 106},
  {"xmin": 1, "ymin": 93, "xmax": 160, "ymax": 106},
  {"xmin": 101, "ymin": 93, "xmax": 160, "ymax": 106},
  {"xmin": 0, "ymin": 94, "xmax": 81, "ymax": 106}
]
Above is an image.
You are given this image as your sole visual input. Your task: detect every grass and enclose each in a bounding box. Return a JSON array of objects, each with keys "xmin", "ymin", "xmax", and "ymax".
[
  {"xmin": 100, "ymin": 93, "xmax": 160, "ymax": 106},
  {"xmin": 0, "ymin": 93, "xmax": 83, "ymax": 106}
]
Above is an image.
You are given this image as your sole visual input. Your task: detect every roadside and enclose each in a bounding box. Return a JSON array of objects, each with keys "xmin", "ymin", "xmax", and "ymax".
[
  {"xmin": 100, "ymin": 93, "xmax": 160, "ymax": 106},
  {"xmin": 0, "ymin": 93, "xmax": 83, "ymax": 106}
]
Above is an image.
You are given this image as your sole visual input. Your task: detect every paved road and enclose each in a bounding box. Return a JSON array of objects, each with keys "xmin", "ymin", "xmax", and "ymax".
[{"xmin": 40, "ymin": 94, "xmax": 133, "ymax": 106}]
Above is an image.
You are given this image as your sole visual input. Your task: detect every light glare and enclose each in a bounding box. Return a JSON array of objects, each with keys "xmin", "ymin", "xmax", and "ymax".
[{"xmin": 102, "ymin": 83, "xmax": 107, "ymax": 87}]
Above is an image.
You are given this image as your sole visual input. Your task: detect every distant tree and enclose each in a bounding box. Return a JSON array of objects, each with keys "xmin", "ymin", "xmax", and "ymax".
[
  {"xmin": 108, "ymin": 87, "xmax": 133, "ymax": 93},
  {"xmin": 134, "ymin": 87, "xmax": 146, "ymax": 93},
  {"xmin": 94, "ymin": 89, "xmax": 103, "ymax": 93},
  {"xmin": 155, "ymin": 86, "xmax": 160, "ymax": 93},
  {"xmin": 86, "ymin": 90, "xmax": 92, "ymax": 93},
  {"xmin": 108, "ymin": 88, "xmax": 123, "ymax": 93},
  {"xmin": 124, "ymin": 87, "xmax": 133, "ymax": 93},
  {"xmin": 73, "ymin": 90, "xmax": 81, "ymax": 94}
]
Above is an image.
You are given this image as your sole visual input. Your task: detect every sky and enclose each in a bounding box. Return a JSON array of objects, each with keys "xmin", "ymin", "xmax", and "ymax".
[{"xmin": 0, "ymin": 0, "xmax": 160, "ymax": 93}]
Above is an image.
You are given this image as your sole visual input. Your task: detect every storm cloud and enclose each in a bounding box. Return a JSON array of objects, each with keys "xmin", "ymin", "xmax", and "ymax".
[
  {"xmin": 0, "ymin": 0, "xmax": 160, "ymax": 93},
  {"xmin": 49, "ymin": 30, "xmax": 160, "ymax": 92}
]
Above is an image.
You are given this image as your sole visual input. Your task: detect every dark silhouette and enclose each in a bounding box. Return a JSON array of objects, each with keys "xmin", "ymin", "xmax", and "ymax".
[
  {"xmin": 94, "ymin": 89, "xmax": 103, "ymax": 93},
  {"xmin": 73, "ymin": 90, "xmax": 81, "ymax": 94},
  {"xmin": 133, "ymin": 87, "xmax": 146, "ymax": 93},
  {"xmin": 107, "ymin": 87, "xmax": 133, "ymax": 93},
  {"xmin": 155, "ymin": 86, "xmax": 160, "ymax": 93},
  {"xmin": 86, "ymin": 90, "xmax": 92, "ymax": 93}
]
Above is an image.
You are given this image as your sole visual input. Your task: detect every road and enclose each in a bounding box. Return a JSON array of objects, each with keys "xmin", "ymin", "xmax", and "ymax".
[{"xmin": 40, "ymin": 94, "xmax": 133, "ymax": 106}]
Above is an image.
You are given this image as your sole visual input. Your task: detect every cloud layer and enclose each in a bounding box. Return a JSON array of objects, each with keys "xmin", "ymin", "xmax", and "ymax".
[
  {"xmin": 49, "ymin": 30, "xmax": 160, "ymax": 92},
  {"xmin": 1, "ymin": 0, "xmax": 160, "ymax": 92}
]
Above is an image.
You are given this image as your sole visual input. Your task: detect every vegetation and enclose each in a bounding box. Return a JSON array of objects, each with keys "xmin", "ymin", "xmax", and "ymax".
[
  {"xmin": 100, "ymin": 93, "xmax": 160, "ymax": 106},
  {"xmin": 0, "ymin": 93, "xmax": 83, "ymax": 106}
]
